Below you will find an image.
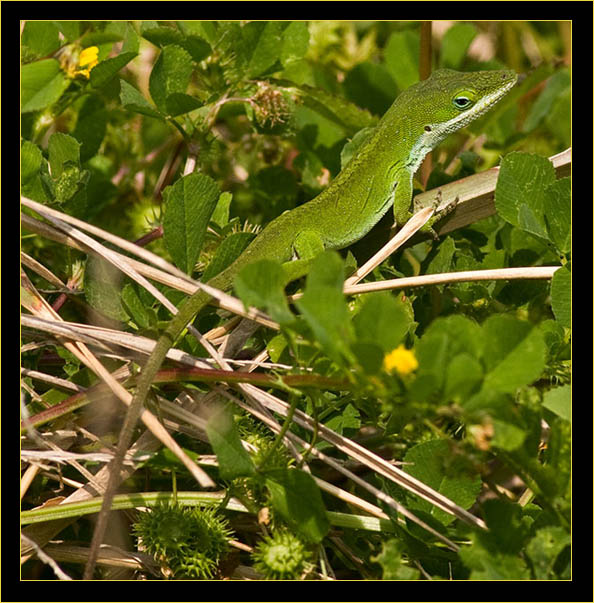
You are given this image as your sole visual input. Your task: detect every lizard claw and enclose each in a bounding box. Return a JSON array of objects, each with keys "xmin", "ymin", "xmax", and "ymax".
[
  {"xmin": 417, "ymin": 191, "xmax": 459, "ymax": 239},
  {"xmin": 430, "ymin": 189, "xmax": 444, "ymax": 211},
  {"xmin": 436, "ymin": 191, "xmax": 459, "ymax": 217}
]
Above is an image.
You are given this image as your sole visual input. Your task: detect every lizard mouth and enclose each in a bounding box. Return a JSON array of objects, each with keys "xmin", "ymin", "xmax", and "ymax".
[{"xmin": 472, "ymin": 73, "xmax": 518, "ymax": 118}]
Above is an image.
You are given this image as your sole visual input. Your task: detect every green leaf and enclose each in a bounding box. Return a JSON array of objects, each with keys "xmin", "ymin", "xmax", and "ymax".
[
  {"xmin": 48, "ymin": 132, "xmax": 89, "ymax": 206},
  {"xmin": 267, "ymin": 333, "xmax": 288, "ymax": 363},
  {"xmin": 411, "ymin": 331, "xmax": 449, "ymax": 397},
  {"xmin": 121, "ymin": 21, "xmax": 141, "ymax": 54},
  {"xmin": 72, "ymin": 95, "xmax": 107, "ymax": 162},
  {"xmin": 295, "ymin": 84, "xmax": 378, "ymax": 136},
  {"xmin": 82, "ymin": 31, "xmax": 124, "ymax": 47},
  {"xmin": 234, "ymin": 259, "xmax": 294, "ymax": 325},
  {"xmin": 280, "ymin": 21, "xmax": 310, "ymax": 67},
  {"xmin": 84, "ymin": 255, "xmax": 129, "ymax": 322},
  {"xmin": 402, "ymin": 439, "xmax": 481, "ymax": 526},
  {"xmin": 22, "ymin": 164, "xmax": 52, "ymax": 204},
  {"xmin": 265, "ymin": 468, "xmax": 330, "ymax": 543},
  {"xmin": 303, "ymin": 249, "xmax": 345, "ymax": 291},
  {"xmin": 121, "ymin": 283, "xmax": 152, "ymax": 329},
  {"xmin": 119, "ymin": 79, "xmax": 163, "ymax": 119},
  {"xmin": 372, "ymin": 538, "xmax": 421, "ymax": 580},
  {"xmin": 245, "ymin": 21, "xmax": 284, "ymax": 77},
  {"xmin": 141, "ymin": 23, "xmax": 212, "ymax": 61},
  {"xmin": 210, "ymin": 191, "xmax": 233, "ymax": 228},
  {"xmin": 482, "ymin": 499, "xmax": 530, "ymax": 554},
  {"xmin": 412, "ymin": 314, "xmax": 484, "ymax": 399},
  {"xmin": 52, "ymin": 21, "xmax": 80, "ymax": 43},
  {"xmin": 21, "ymin": 59, "xmax": 70, "ymax": 113},
  {"xmin": 525, "ymin": 526, "xmax": 570, "ymax": 579},
  {"xmin": 545, "ymin": 86, "xmax": 570, "ymax": 148},
  {"xmin": 205, "ymin": 405, "xmax": 256, "ymax": 481},
  {"xmin": 459, "ymin": 534, "xmax": 530, "ymax": 580},
  {"xmin": 481, "ymin": 315, "xmax": 546, "ymax": 393},
  {"xmin": 177, "ymin": 20, "xmax": 217, "ymax": 44},
  {"xmin": 140, "ymin": 22, "xmax": 183, "ymax": 47},
  {"xmin": 46, "ymin": 132, "xmax": 88, "ymax": 210},
  {"xmin": 542, "ymin": 384, "xmax": 571, "ymax": 423},
  {"xmin": 550, "ymin": 264, "xmax": 571, "ymax": 328},
  {"xmin": 253, "ymin": 166, "xmax": 299, "ymax": 222},
  {"xmin": 162, "ymin": 173, "xmax": 221, "ymax": 274},
  {"xmin": 351, "ymin": 341, "xmax": 384, "ymax": 375},
  {"xmin": 54, "ymin": 165, "xmax": 84, "ymax": 205},
  {"xmin": 41, "ymin": 388, "xmax": 71, "ymax": 407},
  {"xmin": 459, "ymin": 499, "xmax": 532, "ymax": 578},
  {"xmin": 343, "ymin": 61, "xmax": 398, "ymax": 115},
  {"xmin": 424, "ymin": 314, "xmax": 484, "ymax": 359},
  {"xmin": 21, "ymin": 21, "xmax": 60, "ymax": 60},
  {"xmin": 21, "ymin": 140, "xmax": 43, "ymax": 185},
  {"xmin": 48, "ymin": 132, "xmax": 81, "ymax": 179},
  {"xmin": 295, "ymin": 252, "xmax": 353, "ymax": 363},
  {"xmin": 444, "ymin": 353, "xmax": 483, "ymax": 401},
  {"xmin": 180, "ymin": 35, "xmax": 212, "ymax": 62},
  {"xmin": 495, "ymin": 152, "xmax": 556, "ymax": 240},
  {"xmin": 202, "ymin": 231, "xmax": 255, "ymax": 283},
  {"xmin": 491, "ymin": 418, "xmax": 526, "ymax": 451},
  {"xmin": 439, "ymin": 23, "xmax": 477, "ymax": 69},
  {"xmin": 164, "ymin": 92, "xmax": 202, "ymax": 117},
  {"xmin": 324, "ymin": 403, "xmax": 361, "ymax": 434},
  {"xmin": 354, "ymin": 292, "xmax": 411, "ymax": 353},
  {"xmin": 544, "ymin": 417, "xmax": 571, "ymax": 497},
  {"xmin": 518, "ymin": 203, "xmax": 547, "ymax": 240},
  {"xmin": 425, "ymin": 236, "xmax": 456, "ymax": 275},
  {"xmin": 149, "ymin": 45, "xmax": 195, "ymax": 115},
  {"xmin": 383, "ymin": 30, "xmax": 419, "ymax": 91},
  {"xmin": 537, "ymin": 318, "xmax": 568, "ymax": 360},
  {"xmin": 297, "ymin": 286, "xmax": 352, "ymax": 363},
  {"xmin": 543, "ymin": 177, "xmax": 571, "ymax": 255},
  {"xmin": 90, "ymin": 51, "xmax": 137, "ymax": 88},
  {"xmin": 523, "ymin": 69, "xmax": 571, "ymax": 133}
]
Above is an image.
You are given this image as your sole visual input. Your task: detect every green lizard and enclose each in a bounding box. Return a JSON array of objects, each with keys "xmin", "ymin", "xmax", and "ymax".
[{"xmin": 85, "ymin": 68, "xmax": 517, "ymax": 576}]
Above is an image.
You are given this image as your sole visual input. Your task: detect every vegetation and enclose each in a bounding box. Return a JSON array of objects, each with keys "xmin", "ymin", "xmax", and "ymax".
[{"xmin": 21, "ymin": 20, "xmax": 570, "ymax": 580}]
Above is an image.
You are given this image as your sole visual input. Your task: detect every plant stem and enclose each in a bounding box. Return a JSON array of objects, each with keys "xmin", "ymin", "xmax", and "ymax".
[{"xmin": 256, "ymin": 393, "xmax": 300, "ymax": 472}]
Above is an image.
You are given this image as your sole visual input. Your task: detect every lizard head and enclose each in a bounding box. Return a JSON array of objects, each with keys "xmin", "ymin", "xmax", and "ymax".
[
  {"xmin": 418, "ymin": 68, "xmax": 518, "ymax": 135},
  {"xmin": 390, "ymin": 68, "xmax": 518, "ymax": 172}
]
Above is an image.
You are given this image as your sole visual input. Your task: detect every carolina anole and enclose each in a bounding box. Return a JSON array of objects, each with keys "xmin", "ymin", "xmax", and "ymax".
[{"xmin": 85, "ymin": 68, "xmax": 516, "ymax": 576}]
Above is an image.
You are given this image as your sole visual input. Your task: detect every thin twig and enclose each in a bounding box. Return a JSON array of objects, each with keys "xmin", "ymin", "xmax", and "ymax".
[
  {"xmin": 343, "ymin": 206, "xmax": 434, "ymax": 288},
  {"xmin": 20, "ymin": 533, "xmax": 73, "ymax": 580},
  {"xmin": 21, "ymin": 450, "xmax": 154, "ymax": 464},
  {"xmin": 343, "ymin": 265, "xmax": 560, "ymax": 296}
]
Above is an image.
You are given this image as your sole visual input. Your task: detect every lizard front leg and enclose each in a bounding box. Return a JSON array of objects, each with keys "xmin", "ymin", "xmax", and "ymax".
[{"xmin": 408, "ymin": 187, "xmax": 459, "ymax": 238}]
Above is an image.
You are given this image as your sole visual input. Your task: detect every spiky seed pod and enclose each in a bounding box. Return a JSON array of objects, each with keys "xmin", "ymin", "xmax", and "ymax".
[
  {"xmin": 251, "ymin": 530, "xmax": 312, "ymax": 580},
  {"xmin": 133, "ymin": 503, "xmax": 234, "ymax": 580}
]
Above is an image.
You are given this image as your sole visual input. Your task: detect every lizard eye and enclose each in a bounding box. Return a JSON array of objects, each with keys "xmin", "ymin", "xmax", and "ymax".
[{"xmin": 453, "ymin": 95, "xmax": 474, "ymax": 110}]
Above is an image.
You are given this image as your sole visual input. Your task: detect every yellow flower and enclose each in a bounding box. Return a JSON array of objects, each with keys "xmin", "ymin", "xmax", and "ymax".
[
  {"xmin": 383, "ymin": 345, "xmax": 418, "ymax": 376},
  {"xmin": 76, "ymin": 46, "xmax": 99, "ymax": 78},
  {"xmin": 61, "ymin": 45, "xmax": 99, "ymax": 79}
]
